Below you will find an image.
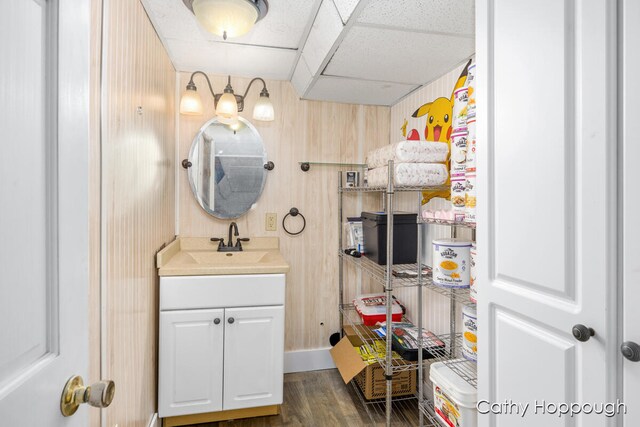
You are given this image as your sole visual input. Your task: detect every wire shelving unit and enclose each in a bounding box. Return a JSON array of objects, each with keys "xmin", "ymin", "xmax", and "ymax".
[{"xmin": 338, "ymin": 160, "xmax": 477, "ymax": 427}]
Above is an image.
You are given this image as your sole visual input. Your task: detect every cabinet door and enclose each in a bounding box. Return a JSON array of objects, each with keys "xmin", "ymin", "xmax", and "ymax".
[
  {"xmin": 223, "ymin": 306, "xmax": 285, "ymax": 410},
  {"xmin": 477, "ymin": 1, "xmax": 618, "ymax": 426},
  {"xmin": 158, "ymin": 309, "xmax": 224, "ymax": 417}
]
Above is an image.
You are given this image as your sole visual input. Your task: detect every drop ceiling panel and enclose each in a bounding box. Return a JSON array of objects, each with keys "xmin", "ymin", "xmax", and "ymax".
[
  {"xmin": 332, "ymin": 0, "xmax": 361, "ymax": 23},
  {"xmin": 357, "ymin": 0, "xmax": 475, "ymax": 36},
  {"xmin": 143, "ymin": 0, "xmax": 316, "ymax": 48},
  {"xmin": 166, "ymin": 39, "xmax": 297, "ymax": 80},
  {"xmin": 304, "ymin": 76, "xmax": 417, "ymax": 106},
  {"xmin": 291, "ymin": 57, "xmax": 314, "ymax": 96},
  {"xmin": 301, "ymin": 0, "xmax": 344, "ymax": 74},
  {"xmin": 323, "ymin": 26, "xmax": 474, "ymax": 85}
]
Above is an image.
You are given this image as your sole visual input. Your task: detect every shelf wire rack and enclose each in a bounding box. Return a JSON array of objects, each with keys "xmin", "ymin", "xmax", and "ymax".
[
  {"xmin": 340, "ymin": 251, "xmax": 474, "ymax": 306},
  {"xmin": 420, "ymin": 218, "xmax": 477, "ymax": 228},
  {"xmin": 418, "ymin": 395, "xmax": 446, "ymax": 427},
  {"xmin": 341, "ymin": 185, "xmax": 451, "ymax": 193},
  {"xmin": 349, "ymin": 381, "xmax": 423, "ymax": 427},
  {"xmin": 340, "ymin": 304, "xmax": 478, "ymax": 388}
]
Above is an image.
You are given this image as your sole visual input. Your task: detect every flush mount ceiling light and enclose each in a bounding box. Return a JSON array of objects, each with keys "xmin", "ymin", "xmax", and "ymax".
[
  {"xmin": 183, "ymin": 0, "xmax": 269, "ymax": 40},
  {"xmin": 180, "ymin": 72, "xmax": 275, "ymax": 122}
]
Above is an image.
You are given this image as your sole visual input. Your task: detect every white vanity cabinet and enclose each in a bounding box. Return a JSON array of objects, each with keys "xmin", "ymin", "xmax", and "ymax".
[
  {"xmin": 223, "ymin": 305, "xmax": 284, "ymax": 410},
  {"xmin": 159, "ymin": 308, "xmax": 225, "ymax": 416},
  {"xmin": 158, "ymin": 273, "xmax": 286, "ymax": 419}
]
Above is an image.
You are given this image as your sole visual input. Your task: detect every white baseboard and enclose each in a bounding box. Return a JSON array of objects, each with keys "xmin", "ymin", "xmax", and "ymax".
[
  {"xmin": 147, "ymin": 412, "xmax": 159, "ymax": 427},
  {"xmin": 284, "ymin": 347, "xmax": 336, "ymax": 373}
]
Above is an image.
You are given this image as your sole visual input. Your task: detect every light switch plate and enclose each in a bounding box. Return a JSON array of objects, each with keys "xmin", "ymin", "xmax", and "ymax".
[{"xmin": 266, "ymin": 213, "xmax": 277, "ymax": 231}]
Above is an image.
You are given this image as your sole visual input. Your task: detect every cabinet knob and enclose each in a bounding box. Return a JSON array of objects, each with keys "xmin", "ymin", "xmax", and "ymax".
[
  {"xmin": 621, "ymin": 341, "xmax": 640, "ymax": 362},
  {"xmin": 572, "ymin": 324, "xmax": 595, "ymax": 342},
  {"xmin": 213, "ymin": 318, "xmax": 220, "ymax": 325},
  {"xmin": 228, "ymin": 317, "xmax": 235, "ymax": 324}
]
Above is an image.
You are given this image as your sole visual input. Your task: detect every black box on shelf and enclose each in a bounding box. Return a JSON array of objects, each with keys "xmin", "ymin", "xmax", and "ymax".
[{"xmin": 361, "ymin": 211, "xmax": 418, "ymax": 265}]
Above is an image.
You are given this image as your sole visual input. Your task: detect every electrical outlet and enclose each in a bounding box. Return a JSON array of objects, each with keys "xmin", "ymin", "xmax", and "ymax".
[{"xmin": 266, "ymin": 213, "xmax": 277, "ymax": 231}]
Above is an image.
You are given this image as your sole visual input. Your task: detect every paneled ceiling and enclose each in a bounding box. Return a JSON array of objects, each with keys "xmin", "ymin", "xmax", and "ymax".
[{"xmin": 141, "ymin": 0, "xmax": 475, "ymax": 105}]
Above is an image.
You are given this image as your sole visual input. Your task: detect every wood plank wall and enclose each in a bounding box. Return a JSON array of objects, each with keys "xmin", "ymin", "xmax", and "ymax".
[
  {"xmin": 389, "ymin": 63, "xmax": 474, "ymax": 335},
  {"xmin": 89, "ymin": 1, "xmax": 102, "ymax": 425},
  {"xmin": 90, "ymin": 0, "xmax": 177, "ymax": 425},
  {"xmin": 177, "ymin": 73, "xmax": 389, "ymax": 351}
]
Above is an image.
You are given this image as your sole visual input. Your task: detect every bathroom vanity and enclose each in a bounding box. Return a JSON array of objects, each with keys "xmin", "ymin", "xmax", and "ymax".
[{"xmin": 156, "ymin": 237, "xmax": 289, "ymax": 426}]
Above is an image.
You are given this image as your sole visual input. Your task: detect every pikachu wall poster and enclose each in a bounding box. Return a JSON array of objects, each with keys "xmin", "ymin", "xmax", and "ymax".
[{"xmin": 402, "ymin": 60, "xmax": 472, "ymax": 204}]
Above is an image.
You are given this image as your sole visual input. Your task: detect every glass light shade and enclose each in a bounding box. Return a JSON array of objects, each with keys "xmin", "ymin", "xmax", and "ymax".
[
  {"xmin": 179, "ymin": 88, "xmax": 204, "ymax": 115},
  {"xmin": 215, "ymin": 92, "xmax": 239, "ymax": 119},
  {"xmin": 252, "ymin": 95, "xmax": 274, "ymax": 121},
  {"xmin": 217, "ymin": 115, "xmax": 239, "ymax": 126},
  {"xmin": 192, "ymin": 0, "xmax": 259, "ymax": 39}
]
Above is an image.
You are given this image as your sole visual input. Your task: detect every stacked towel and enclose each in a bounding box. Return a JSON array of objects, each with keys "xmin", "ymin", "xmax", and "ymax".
[
  {"xmin": 367, "ymin": 141, "xmax": 449, "ymax": 169},
  {"xmin": 367, "ymin": 164, "xmax": 448, "ymax": 187},
  {"xmin": 365, "ymin": 141, "xmax": 449, "ymax": 188}
]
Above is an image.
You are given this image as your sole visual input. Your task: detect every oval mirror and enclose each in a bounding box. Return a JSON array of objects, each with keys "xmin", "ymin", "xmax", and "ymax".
[{"xmin": 187, "ymin": 117, "xmax": 267, "ymax": 219}]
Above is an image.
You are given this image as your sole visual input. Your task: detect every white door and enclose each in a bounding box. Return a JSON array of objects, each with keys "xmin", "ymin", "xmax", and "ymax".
[
  {"xmin": 621, "ymin": 0, "xmax": 640, "ymax": 423},
  {"xmin": 476, "ymin": 0, "xmax": 618, "ymax": 426},
  {"xmin": 0, "ymin": 0, "xmax": 90, "ymax": 425},
  {"xmin": 158, "ymin": 309, "xmax": 225, "ymax": 418},
  {"xmin": 223, "ymin": 306, "xmax": 284, "ymax": 410}
]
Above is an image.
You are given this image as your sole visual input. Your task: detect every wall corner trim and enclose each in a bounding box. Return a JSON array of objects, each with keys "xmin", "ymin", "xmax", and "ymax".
[{"xmin": 284, "ymin": 347, "xmax": 336, "ymax": 373}]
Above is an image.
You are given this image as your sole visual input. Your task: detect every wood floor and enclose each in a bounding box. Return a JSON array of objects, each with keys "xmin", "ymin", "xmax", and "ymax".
[{"xmin": 190, "ymin": 369, "xmax": 421, "ymax": 427}]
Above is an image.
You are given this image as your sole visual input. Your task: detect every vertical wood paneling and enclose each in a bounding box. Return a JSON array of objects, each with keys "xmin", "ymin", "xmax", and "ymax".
[
  {"xmin": 89, "ymin": 1, "xmax": 102, "ymax": 426},
  {"xmin": 389, "ymin": 65, "xmax": 474, "ymax": 335},
  {"xmin": 93, "ymin": 0, "xmax": 177, "ymax": 425},
  {"xmin": 177, "ymin": 74, "xmax": 389, "ymax": 351}
]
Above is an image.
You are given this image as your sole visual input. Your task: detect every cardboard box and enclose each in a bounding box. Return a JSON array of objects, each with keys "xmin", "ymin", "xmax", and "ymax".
[
  {"xmin": 343, "ymin": 324, "xmax": 377, "ymax": 347},
  {"xmin": 330, "ymin": 337, "xmax": 416, "ymax": 400}
]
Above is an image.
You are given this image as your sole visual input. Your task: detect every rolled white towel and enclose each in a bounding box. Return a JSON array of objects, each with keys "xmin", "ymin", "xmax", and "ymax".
[
  {"xmin": 367, "ymin": 163, "xmax": 448, "ymax": 187},
  {"xmin": 367, "ymin": 140, "xmax": 449, "ymax": 169}
]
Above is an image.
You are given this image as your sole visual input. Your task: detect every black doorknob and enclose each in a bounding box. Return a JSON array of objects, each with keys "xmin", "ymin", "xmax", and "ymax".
[
  {"xmin": 621, "ymin": 341, "xmax": 640, "ymax": 362},
  {"xmin": 228, "ymin": 317, "xmax": 235, "ymax": 324},
  {"xmin": 572, "ymin": 324, "xmax": 595, "ymax": 342},
  {"xmin": 213, "ymin": 318, "xmax": 220, "ymax": 325}
]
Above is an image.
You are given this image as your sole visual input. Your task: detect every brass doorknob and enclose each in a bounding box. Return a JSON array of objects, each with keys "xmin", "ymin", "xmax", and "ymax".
[{"xmin": 60, "ymin": 375, "xmax": 115, "ymax": 417}]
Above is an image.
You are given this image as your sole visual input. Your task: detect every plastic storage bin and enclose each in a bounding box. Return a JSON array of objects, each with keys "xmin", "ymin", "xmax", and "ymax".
[
  {"xmin": 391, "ymin": 326, "xmax": 446, "ymax": 361},
  {"xmin": 362, "ymin": 211, "xmax": 417, "ymax": 265},
  {"xmin": 353, "ymin": 294, "xmax": 404, "ymax": 326},
  {"xmin": 430, "ymin": 360, "xmax": 478, "ymax": 427}
]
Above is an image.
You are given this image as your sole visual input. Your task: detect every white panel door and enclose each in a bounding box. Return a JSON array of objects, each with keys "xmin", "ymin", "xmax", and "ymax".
[
  {"xmin": 223, "ymin": 306, "xmax": 284, "ymax": 410},
  {"xmin": 158, "ymin": 309, "xmax": 225, "ymax": 418},
  {"xmin": 621, "ymin": 0, "xmax": 640, "ymax": 423},
  {"xmin": 476, "ymin": 0, "xmax": 618, "ymax": 426},
  {"xmin": 0, "ymin": 0, "xmax": 90, "ymax": 426}
]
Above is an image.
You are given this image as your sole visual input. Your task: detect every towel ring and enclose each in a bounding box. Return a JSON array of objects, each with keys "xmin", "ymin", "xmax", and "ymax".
[{"xmin": 283, "ymin": 207, "xmax": 306, "ymax": 236}]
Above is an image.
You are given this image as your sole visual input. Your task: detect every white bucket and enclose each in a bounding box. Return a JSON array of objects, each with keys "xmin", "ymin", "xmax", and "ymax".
[
  {"xmin": 462, "ymin": 305, "xmax": 477, "ymax": 362},
  {"xmin": 466, "ymin": 117, "xmax": 476, "ymax": 173},
  {"xmin": 431, "ymin": 360, "xmax": 478, "ymax": 427},
  {"xmin": 470, "ymin": 244, "xmax": 477, "ymax": 303},
  {"xmin": 452, "ymin": 87, "xmax": 469, "ymax": 131},
  {"xmin": 451, "ymin": 178, "xmax": 466, "ymax": 222},
  {"xmin": 432, "ymin": 239, "xmax": 471, "ymax": 288},
  {"xmin": 450, "ymin": 130, "xmax": 468, "ymax": 178},
  {"xmin": 467, "ymin": 64, "xmax": 476, "ymax": 118},
  {"xmin": 464, "ymin": 173, "xmax": 476, "ymax": 224}
]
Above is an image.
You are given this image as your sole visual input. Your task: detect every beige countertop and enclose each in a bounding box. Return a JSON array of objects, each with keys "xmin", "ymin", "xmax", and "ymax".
[{"xmin": 157, "ymin": 236, "xmax": 290, "ymax": 276}]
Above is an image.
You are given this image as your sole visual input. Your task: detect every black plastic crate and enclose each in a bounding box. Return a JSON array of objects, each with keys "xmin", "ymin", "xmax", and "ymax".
[{"xmin": 361, "ymin": 211, "xmax": 417, "ymax": 265}]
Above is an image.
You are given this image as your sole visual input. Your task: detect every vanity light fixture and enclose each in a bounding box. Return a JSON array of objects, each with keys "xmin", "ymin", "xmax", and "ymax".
[
  {"xmin": 179, "ymin": 72, "xmax": 275, "ymax": 122},
  {"xmin": 182, "ymin": 0, "xmax": 269, "ymax": 40}
]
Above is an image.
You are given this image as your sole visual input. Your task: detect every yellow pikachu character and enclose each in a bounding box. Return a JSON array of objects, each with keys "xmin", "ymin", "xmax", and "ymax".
[
  {"xmin": 412, "ymin": 59, "xmax": 471, "ymax": 142},
  {"xmin": 409, "ymin": 60, "xmax": 472, "ymax": 204}
]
